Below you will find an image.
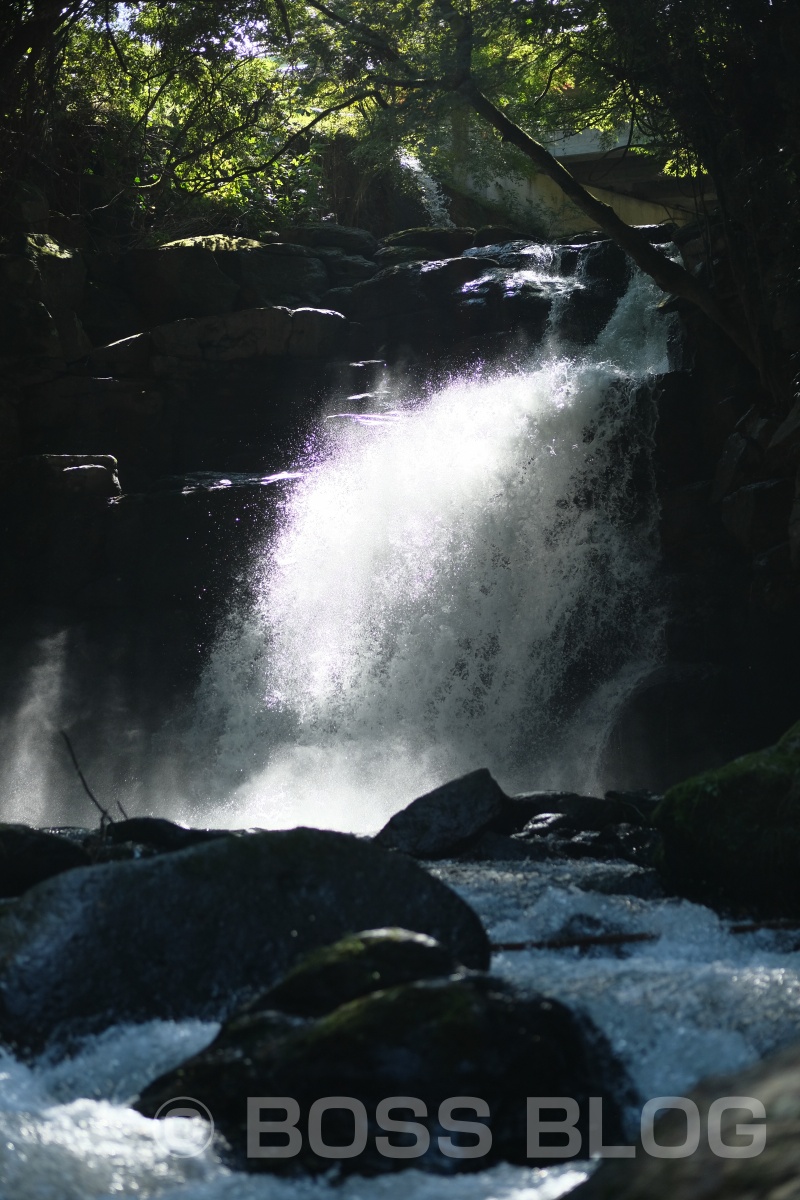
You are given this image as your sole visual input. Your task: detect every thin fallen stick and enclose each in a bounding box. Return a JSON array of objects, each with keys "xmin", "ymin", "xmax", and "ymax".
[
  {"xmin": 60, "ymin": 730, "xmax": 121, "ymax": 827},
  {"xmin": 491, "ymin": 931, "xmax": 659, "ymax": 953},
  {"xmin": 730, "ymin": 919, "xmax": 800, "ymax": 934}
]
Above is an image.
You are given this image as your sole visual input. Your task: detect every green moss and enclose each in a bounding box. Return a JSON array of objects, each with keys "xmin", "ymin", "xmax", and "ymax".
[
  {"xmin": 161, "ymin": 235, "xmax": 268, "ymax": 253},
  {"xmin": 653, "ymin": 718, "xmax": 800, "ymax": 912}
]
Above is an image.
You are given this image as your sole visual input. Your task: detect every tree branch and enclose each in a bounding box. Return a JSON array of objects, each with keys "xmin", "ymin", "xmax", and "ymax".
[{"xmin": 457, "ymin": 78, "xmax": 754, "ymax": 364}]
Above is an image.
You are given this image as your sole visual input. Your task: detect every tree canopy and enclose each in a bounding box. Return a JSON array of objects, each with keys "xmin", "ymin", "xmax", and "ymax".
[{"xmin": 1, "ymin": 0, "xmax": 798, "ymax": 400}]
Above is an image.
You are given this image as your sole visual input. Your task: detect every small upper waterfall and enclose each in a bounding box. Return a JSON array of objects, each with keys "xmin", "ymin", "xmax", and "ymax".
[{"xmin": 191, "ymin": 250, "xmax": 673, "ymax": 832}]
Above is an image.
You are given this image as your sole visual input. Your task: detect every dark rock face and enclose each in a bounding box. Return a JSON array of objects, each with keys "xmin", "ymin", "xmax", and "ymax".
[
  {"xmin": 0, "ymin": 825, "xmax": 89, "ymax": 897},
  {"xmin": 0, "ymin": 827, "xmax": 489, "ymax": 1050},
  {"xmin": 600, "ymin": 663, "xmax": 739, "ymax": 793},
  {"xmin": 137, "ymin": 974, "xmax": 628, "ymax": 1176},
  {"xmin": 573, "ymin": 1038, "xmax": 800, "ymax": 1200},
  {"xmin": 252, "ymin": 928, "xmax": 459, "ymax": 1018},
  {"xmin": 374, "ymin": 769, "xmax": 507, "ymax": 857},
  {"xmin": 382, "ymin": 226, "xmax": 476, "ymax": 257},
  {"xmin": 653, "ymin": 718, "xmax": 800, "ymax": 913}
]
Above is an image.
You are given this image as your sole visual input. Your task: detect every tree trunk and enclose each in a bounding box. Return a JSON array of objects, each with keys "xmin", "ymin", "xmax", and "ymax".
[{"xmin": 458, "ymin": 79, "xmax": 757, "ymax": 369}]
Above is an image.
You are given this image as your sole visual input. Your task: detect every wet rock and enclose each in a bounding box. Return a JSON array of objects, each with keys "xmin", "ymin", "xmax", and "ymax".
[
  {"xmin": 555, "ymin": 284, "xmax": 618, "ymax": 344},
  {"xmin": 573, "ymin": 1038, "xmax": 800, "ymax": 1200},
  {"xmin": 105, "ymin": 817, "xmax": 228, "ymax": 853},
  {"xmin": 374, "ymin": 768, "xmax": 507, "ymax": 857},
  {"xmin": 252, "ymin": 928, "xmax": 459, "ymax": 1018},
  {"xmin": 137, "ymin": 974, "xmax": 628, "ymax": 1176},
  {"xmin": 0, "ymin": 825, "xmax": 90, "ymax": 897},
  {"xmin": 579, "ymin": 239, "xmax": 631, "ymax": 292},
  {"xmin": 654, "ymin": 718, "xmax": 800, "ymax": 913},
  {"xmin": 490, "ymin": 791, "xmax": 648, "ymax": 837},
  {"xmin": 381, "ymin": 226, "xmax": 476, "ymax": 257},
  {"xmin": 0, "ymin": 827, "xmax": 489, "ymax": 1050}
]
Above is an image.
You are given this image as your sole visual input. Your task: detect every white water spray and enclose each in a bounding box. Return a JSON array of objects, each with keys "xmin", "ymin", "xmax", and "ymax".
[{"xmin": 192, "ymin": 263, "xmax": 672, "ymax": 832}]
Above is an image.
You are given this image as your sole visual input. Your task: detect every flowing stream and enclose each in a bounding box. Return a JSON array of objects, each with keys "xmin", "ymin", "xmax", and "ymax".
[{"xmin": 4, "ymin": 247, "xmax": 799, "ymax": 1198}]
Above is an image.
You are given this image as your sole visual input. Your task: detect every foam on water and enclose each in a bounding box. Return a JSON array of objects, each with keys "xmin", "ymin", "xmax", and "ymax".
[
  {"xmin": 0, "ymin": 1020, "xmax": 589, "ymax": 1200},
  {"xmin": 4, "ymin": 861, "xmax": 800, "ymax": 1198},
  {"xmin": 432, "ymin": 859, "xmax": 800, "ymax": 1127},
  {"xmin": 191, "ymin": 267, "xmax": 671, "ymax": 832}
]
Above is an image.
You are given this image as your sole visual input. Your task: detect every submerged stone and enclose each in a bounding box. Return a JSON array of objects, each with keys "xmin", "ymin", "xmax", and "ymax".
[{"xmin": 137, "ymin": 973, "xmax": 629, "ymax": 1176}]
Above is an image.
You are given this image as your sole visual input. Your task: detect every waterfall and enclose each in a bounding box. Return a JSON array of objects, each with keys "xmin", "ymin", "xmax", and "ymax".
[
  {"xmin": 398, "ymin": 150, "xmax": 454, "ymax": 226},
  {"xmin": 190, "ymin": 257, "xmax": 673, "ymax": 832}
]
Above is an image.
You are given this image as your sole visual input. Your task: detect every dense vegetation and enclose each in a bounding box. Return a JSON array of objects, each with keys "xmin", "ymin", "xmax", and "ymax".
[{"xmin": 1, "ymin": 0, "xmax": 798, "ymax": 401}]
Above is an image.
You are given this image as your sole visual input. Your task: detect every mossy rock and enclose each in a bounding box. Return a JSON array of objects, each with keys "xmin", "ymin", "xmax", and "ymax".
[
  {"xmin": 0, "ymin": 827, "xmax": 489, "ymax": 1051},
  {"xmin": 653, "ymin": 719, "xmax": 800, "ymax": 912},
  {"xmin": 137, "ymin": 974, "xmax": 628, "ymax": 1176},
  {"xmin": 252, "ymin": 927, "xmax": 459, "ymax": 1017}
]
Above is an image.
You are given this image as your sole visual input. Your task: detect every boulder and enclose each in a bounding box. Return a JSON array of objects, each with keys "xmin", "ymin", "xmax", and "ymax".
[
  {"xmin": 148, "ymin": 306, "xmax": 347, "ymax": 365},
  {"xmin": 490, "ymin": 791, "xmax": 644, "ymax": 836},
  {"xmin": 200, "ymin": 238, "xmax": 329, "ymax": 308},
  {"xmin": 374, "ymin": 768, "xmax": 507, "ymax": 857},
  {"xmin": 311, "ymin": 248, "xmax": 378, "ymax": 286},
  {"xmin": 653, "ymin": 718, "xmax": 800, "ymax": 912},
  {"xmin": 251, "ymin": 928, "xmax": 459, "ymax": 1018},
  {"xmin": 0, "ymin": 827, "xmax": 489, "ymax": 1049},
  {"xmin": 120, "ymin": 241, "xmax": 240, "ymax": 324},
  {"xmin": 382, "ymin": 226, "xmax": 476, "ymax": 256},
  {"xmin": 373, "ymin": 245, "xmax": 430, "ymax": 267},
  {"xmin": 573, "ymin": 1039, "xmax": 800, "ymax": 1200},
  {"xmin": 0, "ymin": 825, "xmax": 90, "ymax": 897},
  {"xmin": 105, "ymin": 817, "xmax": 228, "ymax": 853},
  {"xmin": 284, "ymin": 223, "xmax": 379, "ymax": 258},
  {"xmin": 137, "ymin": 973, "xmax": 627, "ymax": 1175},
  {"xmin": 151, "ymin": 307, "xmax": 292, "ymax": 361},
  {"xmin": 86, "ymin": 331, "xmax": 153, "ymax": 377},
  {"xmin": 345, "ymin": 258, "xmax": 489, "ymax": 326},
  {"xmin": 287, "ymin": 308, "xmax": 348, "ymax": 357}
]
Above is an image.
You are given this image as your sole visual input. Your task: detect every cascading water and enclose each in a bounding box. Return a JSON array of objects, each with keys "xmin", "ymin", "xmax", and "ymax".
[{"xmin": 190, "ymin": 253, "xmax": 669, "ymax": 832}]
